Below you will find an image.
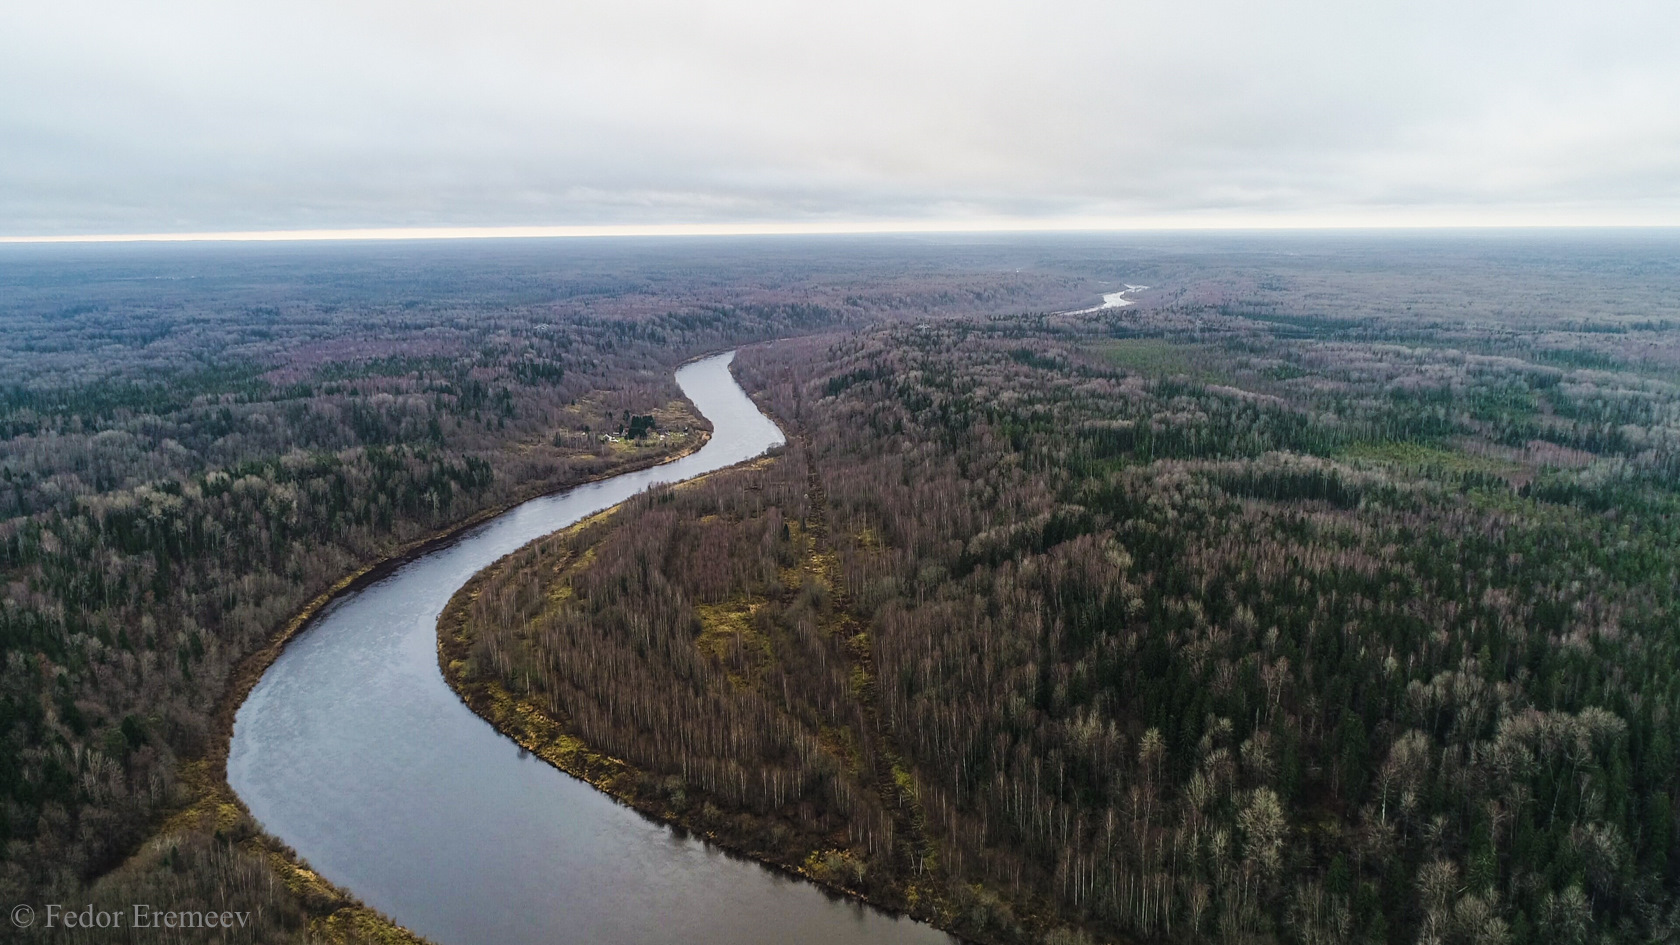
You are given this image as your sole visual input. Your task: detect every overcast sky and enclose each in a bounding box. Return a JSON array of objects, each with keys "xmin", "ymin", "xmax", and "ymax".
[{"xmin": 3, "ymin": 0, "xmax": 1678, "ymax": 237}]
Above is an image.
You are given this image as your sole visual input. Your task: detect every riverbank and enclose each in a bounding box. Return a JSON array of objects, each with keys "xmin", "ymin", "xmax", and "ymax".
[
  {"xmin": 127, "ymin": 421, "xmax": 712, "ymax": 943},
  {"xmin": 435, "ymin": 455, "xmax": 991, "ymax": 944},
  {"xmin": 227, "ymin": 351, "xmax": 960, "ymax": 945}
]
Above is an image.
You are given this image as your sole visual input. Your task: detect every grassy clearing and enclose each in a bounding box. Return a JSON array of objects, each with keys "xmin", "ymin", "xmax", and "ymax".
[
  {"xmin": 1092, "ymin": 338, "xmax": 1235, "ymax": 386},
  {"xmin": 1338, "ymin": 441, "xmax": 1525, "ymax": 479},
  {"xmin": 694, "ymin": 598, "xmax": 773, "ymax": 689}
]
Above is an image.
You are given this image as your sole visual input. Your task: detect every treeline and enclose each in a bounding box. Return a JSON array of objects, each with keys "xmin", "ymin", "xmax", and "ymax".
[{"xmin": 454, "ymin": 309, "xmax": 1678, "ymax": 944}]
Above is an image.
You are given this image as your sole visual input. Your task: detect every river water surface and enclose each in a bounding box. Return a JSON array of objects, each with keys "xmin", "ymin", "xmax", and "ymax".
[{"xmin": 228, "ymin": 352, "xmax": 951, "ymax": 945}]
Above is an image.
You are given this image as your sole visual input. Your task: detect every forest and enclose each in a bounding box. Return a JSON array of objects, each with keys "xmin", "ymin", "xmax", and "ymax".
[
  {"xmin": 448, "ymin": 237, "xmax": 1680, "ymax": 944},
  {"xmin": 4, "ymin": 232, "xmax": 1678, "ymax": 943},
  {"xmin": 0, "ymin": 237, "xmax": 1093, "ymax": 942}
]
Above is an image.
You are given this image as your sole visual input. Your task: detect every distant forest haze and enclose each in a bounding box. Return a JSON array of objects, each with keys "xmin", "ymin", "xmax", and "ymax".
[{"xmin": 3, "ymin": 232, "xmax": 1679, "ymax": 943}]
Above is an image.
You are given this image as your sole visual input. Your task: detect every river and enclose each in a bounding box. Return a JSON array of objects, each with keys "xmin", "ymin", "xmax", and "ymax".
[{"xmin": 227, "ymin": 351, "xmax": 952, "ymax": 945}]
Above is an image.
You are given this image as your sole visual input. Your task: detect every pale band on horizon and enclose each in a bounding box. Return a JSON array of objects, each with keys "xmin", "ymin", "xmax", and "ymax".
[{"xmin": 6, "ymin": 217, "xmax": 1680, "ymax": 245}]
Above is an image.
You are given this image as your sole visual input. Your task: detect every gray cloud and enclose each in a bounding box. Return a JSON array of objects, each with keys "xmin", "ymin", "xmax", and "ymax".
[{"xmin": 3, "ymin": 0, "xmax": 1678, "ymax": 235}]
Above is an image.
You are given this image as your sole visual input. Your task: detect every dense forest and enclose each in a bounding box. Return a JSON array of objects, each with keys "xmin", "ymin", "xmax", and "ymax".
[
  {"xmin": 448, "ymin": 255, "xmax": 1680, "ymax": 945},
  {"xmin": 0, "ymin": 238, "xmax": 1094, "ymax": 942}
]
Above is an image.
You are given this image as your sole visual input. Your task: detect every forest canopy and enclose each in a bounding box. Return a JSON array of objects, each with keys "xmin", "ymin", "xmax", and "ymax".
[
  {"xmin": 449, "ymin": 257, "xmax": 1679, "ymax": 944},
  {"xmin": 4, "ymin": 232, "xmax": 1678, "ymax": 943}
]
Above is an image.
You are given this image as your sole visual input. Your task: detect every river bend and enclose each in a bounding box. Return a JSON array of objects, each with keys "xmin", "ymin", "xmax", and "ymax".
[{"xmin": 228, "ymin": 352, "xmax": 951, "ymax": 945}]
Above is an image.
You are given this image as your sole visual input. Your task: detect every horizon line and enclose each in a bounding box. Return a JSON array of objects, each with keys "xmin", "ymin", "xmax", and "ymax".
[{"xmin": 4, "ymin": 218, "xmax": 1680, "ymax": 244}]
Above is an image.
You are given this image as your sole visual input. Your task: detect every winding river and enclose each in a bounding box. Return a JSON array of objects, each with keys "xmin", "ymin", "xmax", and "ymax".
[{"xmin": 228, "ymin": 352, "xmax": 951, "ymax": 945}]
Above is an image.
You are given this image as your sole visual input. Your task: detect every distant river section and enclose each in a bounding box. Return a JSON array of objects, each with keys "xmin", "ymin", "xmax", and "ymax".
[{"xmin": 228, "ymin": 351, "xmax": 952, "ymax": 945}]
